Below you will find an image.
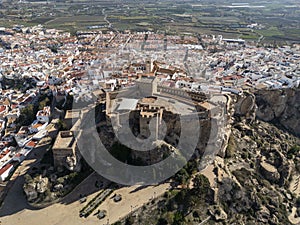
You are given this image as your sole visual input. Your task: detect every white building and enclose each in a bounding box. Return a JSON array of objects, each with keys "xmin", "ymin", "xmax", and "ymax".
[
  {"xmin": 29, "ymin": 120, "xmax": 48, "ymax": 134},
  {"xmin": 36, "ymin": 106, "xmax": 51, "ymax": 123},
  {"xmin": 0, "ymin": 164, "xmax": 14, "ymax": 182}
]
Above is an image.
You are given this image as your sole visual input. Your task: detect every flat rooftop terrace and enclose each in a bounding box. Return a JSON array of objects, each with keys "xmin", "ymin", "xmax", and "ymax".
[
  {"xmin": 53, "ymin": 131, "xmax": 75, "ymax": 149},
  {"xmin": 65, "ymin": 109, "xmax": 81, "ymax": 119}
]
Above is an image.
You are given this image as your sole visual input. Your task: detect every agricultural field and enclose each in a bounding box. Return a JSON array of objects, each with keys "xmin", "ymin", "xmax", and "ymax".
[{"xmin": 0, "ymin": 0, "xmax": 299, "ymax": 42}]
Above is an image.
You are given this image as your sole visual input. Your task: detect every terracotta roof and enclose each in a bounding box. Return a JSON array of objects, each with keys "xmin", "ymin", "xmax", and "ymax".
[
  {"xmin": 32, "ymin": 123, "xmax": 43, "ymax": 129},
  {"xmin": 25, "ymin": 140, "xmax": 37, "ymax": 148},
  {"xmin": 0, "ymin": 105, "xmax": 7, "ymax": 113},
  {"xmin": 0, "ymin": 164, "xmax": 13, "ymax": 176}
]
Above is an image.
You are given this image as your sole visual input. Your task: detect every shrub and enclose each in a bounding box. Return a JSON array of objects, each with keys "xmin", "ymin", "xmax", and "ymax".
[
  {"xmin": 288, "ymin": 145, "xmax": 300, "ymax": 159},
  {"xmin": 157, "ymin": 218, "xmax": 168, "ymax": 225},
  {"xmin": 172, "ymin": 211, "xmax": 185, "ymax": 225},
  {"xmin": 125, "ymin": 216, "xmax": 135, "ymax": 225}
]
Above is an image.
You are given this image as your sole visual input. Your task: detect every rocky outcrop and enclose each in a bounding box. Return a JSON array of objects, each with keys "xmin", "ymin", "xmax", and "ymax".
[
  {"xmin": 23, "ymin": 176, "xmax": 49, "ymax": 202},
  {"xmin": 218, "ymin": 178, "xmax": 253, "ymax": 213},
  {"xmin": 235, "ymin": 92, "xmax": 256, "ymax": 122},
  {"xmin": 259, "ymin": 160, "xmax": 280, "ymax": 183},
  {"xmin": 208, "ymin": 205, "xmax": 227, "ymax": 221},
  {"xmin": 256, "ymin": 206, "xmax": 271, "ymax": 223},
  {"xmin": 36, "ymin": 176, "xmax": 49, "ymax": 194},
  {"xmin": 255, "ymin": 88, "xmax": 300, "ymax": 137},
  {"xmin": 23, "ymin": 182, "xmax": 38, "ymax": 202},
  {"xmin": 65, "ymin": 155, "xmax": 81, "ymax": 172}
]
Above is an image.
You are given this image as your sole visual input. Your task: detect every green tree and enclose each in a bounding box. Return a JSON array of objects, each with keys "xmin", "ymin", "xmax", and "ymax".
[
  {"xmin": 185, "ymin": 159, "xmax": 198, "ymax": 174},
  {"xmin": 192, "ymin": 174, "xmax": 210, "ymax": 196},
  {"xmin": 57, "ymin": 119, "xmax": 68, "ymax": 131},
  {"xmin": 175, "ymin": 189, "xmax": 188, "ymax": 205},
  {"xmin": 39, "ymin": 97, "xmax": 50, "ymax": 110},
  {"xmin": 174, "ymin": 168, "xmax": 189, "ymax": 185},
  {"xmin": 172, "ymin": 211, "xmax": 185, "ymax": 225},
  {"xmin": 16, "ymin": 105, "xmax": 36, "ymax": 126}
]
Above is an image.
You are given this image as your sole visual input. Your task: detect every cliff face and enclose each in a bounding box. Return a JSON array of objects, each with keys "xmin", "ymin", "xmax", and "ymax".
[
  {"xmin": 114, "ymin": 89, "xmax": 300, "ymax": 225},
  {"xmin": 255, "ymin": 88, "xmax": 300, "ymax": 137}
]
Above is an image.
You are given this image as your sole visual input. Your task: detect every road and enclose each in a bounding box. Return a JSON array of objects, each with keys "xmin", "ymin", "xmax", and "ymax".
[{"xmin": 102, "ymin": 8, "xmax": 119, "ymax": 34}]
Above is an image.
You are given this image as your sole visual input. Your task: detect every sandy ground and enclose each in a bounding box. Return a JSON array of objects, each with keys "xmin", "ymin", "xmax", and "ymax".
[
  {"xmin": 0, "ymin": 198, "xmax": 99, "ymax": 225},
  {"xmin": 200, "ymin": 164, "xmax": 216, "ymax": 187},
  {"xmin": 0, "ymin": 183, "xmax": 170, "ymax": 225},
  {"xmin": 97, "ymin": 183, "xmax": 170, "ymax": 224},
  {"xmin": 0, "ymin": 168, "xmax": 170, "ymax": 225},
  {"xmin": 0, "ymin": 136, "xmax": 171, "ymax": 225}
]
